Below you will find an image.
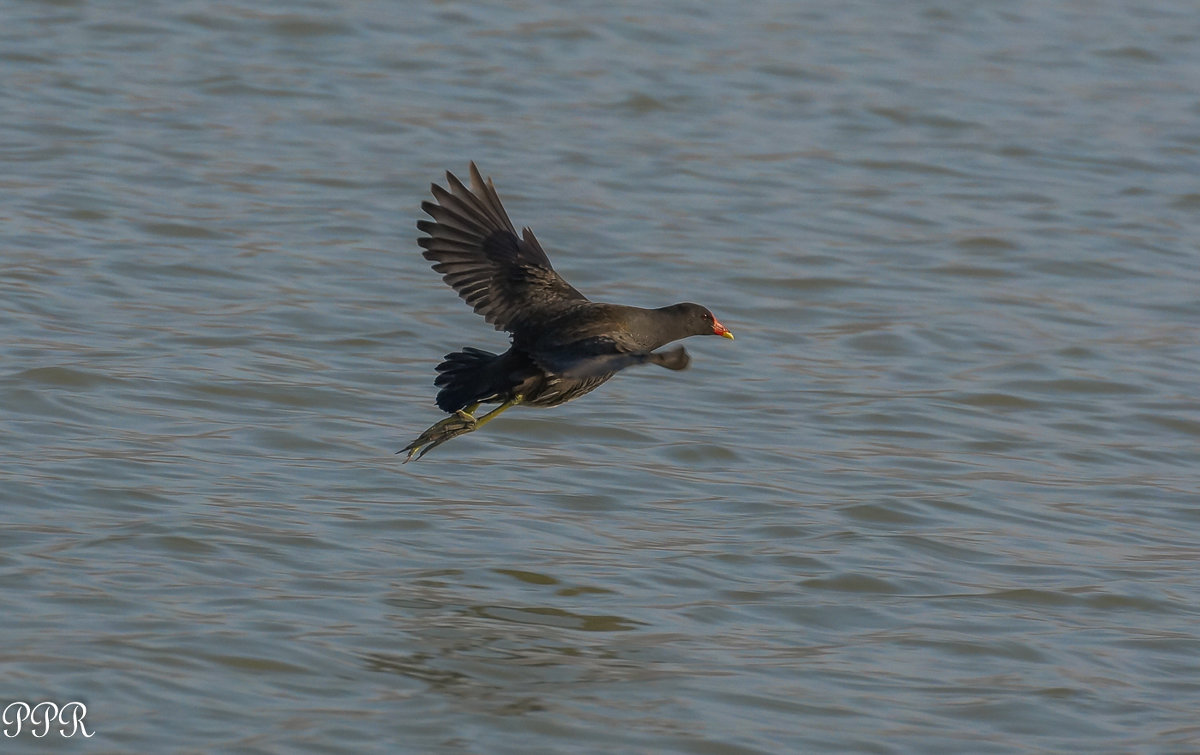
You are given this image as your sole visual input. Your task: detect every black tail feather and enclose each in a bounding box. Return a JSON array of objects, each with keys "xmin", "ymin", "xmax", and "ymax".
[{"xmin": 433, "ymin": 347, "xmax": 500, "ymax": 412}]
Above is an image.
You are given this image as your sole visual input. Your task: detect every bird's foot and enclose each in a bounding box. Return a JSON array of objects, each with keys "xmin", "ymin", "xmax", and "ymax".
[
  {"xmin": 400, "ymin": 411, "xmax": 478, "ymax": 462},
  {"xmin": 398, "ymin": 397, "xmax": 522, "ymax": 462}
]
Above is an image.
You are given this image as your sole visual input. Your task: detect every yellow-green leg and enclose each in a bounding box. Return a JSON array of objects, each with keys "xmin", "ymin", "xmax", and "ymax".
[
  {"xmin": 469, "ymin": 398, "xmax": 520, "ymax": 431},
  {"xmin": 400, "ymin": 396, "xmax": 522, "ymax": 462}
]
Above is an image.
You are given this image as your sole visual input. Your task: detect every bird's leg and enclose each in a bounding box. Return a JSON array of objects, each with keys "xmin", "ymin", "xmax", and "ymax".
[
  {"xmin": 469, "ymin": 395, "xmax": 522, "ymax": 432},
  {"xmin": 399, "ymin": 397, "xmax": 521, "ymax": 462}
]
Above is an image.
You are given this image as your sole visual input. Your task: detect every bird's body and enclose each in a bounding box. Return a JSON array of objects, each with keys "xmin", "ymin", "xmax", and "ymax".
[{"xmin": 401, "ymin": 163, "xmax": 732, "ymax": 460}]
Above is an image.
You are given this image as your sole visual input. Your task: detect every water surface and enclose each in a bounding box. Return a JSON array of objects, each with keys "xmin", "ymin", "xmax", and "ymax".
[{"xmin": 3, "ymin": 1, "xmax": 1200, "ymax": 752}]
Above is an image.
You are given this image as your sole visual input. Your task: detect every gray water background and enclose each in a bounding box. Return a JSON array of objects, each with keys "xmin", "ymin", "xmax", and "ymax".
[{"xmin": 3, "ymin": 1, "xmax": 1200, "ymax": 752}]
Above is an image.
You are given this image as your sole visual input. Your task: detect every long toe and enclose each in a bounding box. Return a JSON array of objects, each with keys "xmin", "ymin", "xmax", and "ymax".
[{"xmin": 400, "ymin": 413, "xmax": 479, "ymax": 462}]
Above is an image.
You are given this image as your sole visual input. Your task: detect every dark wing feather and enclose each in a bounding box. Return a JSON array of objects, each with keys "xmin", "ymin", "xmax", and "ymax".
[
  {"xmin": 418, "ymin": 163, "xmax": 587, "ymax": 332},
  {"xmin": 533, "ymin": 335, "xmax": 690, "ymax": 379}
]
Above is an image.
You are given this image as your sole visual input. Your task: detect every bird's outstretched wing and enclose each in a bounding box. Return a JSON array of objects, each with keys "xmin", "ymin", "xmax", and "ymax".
[
  {"xmin": 417, "ymin": 162, "xmax": 588, "ymax": 332},
  {"xmin": 533, "ymin": 336, "xmax": 692, "ymax": 379}
]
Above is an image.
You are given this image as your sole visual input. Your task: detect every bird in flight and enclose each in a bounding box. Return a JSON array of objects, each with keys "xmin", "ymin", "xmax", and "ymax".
[{"xmin": 401, "ymin": 163, "xmax": 734, "ymax": 461}]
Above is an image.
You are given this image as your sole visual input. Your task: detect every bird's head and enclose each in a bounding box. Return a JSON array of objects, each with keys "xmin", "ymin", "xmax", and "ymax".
[{"xmin": 672, "ymin": 303, "xmax": 735, "ymax": 340}]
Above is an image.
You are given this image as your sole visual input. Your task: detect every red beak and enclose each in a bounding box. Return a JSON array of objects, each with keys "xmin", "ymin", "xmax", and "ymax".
[{"xmin": 712, "ymin": 317, "xmax": 734, "ymax": 340}]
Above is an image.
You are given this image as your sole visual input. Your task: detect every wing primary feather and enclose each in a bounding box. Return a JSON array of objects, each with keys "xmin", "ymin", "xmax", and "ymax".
[
  {"xmin": 426, "ymin": 188, "xmax": 495, "ymax": 235},
  {"xmin": 469, "ymin": 162, "xmax": 518, "ymax": 234},
  {"xmin": 415, "ymin": 163, "xmax": 589, "ymax": 333},
  {"xmin": 444, "ymin": 168, "xmax": 513, "ymax": 234}
]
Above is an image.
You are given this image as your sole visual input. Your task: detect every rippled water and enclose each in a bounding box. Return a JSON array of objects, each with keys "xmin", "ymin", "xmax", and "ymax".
[{"xmin": 4, "ymin": 1, "xmax": 1200, "ymax": 752}]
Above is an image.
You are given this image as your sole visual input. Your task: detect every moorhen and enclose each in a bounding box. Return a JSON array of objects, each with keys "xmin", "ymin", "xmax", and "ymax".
[{"xmin": 401, "ymin": 163, "xmax": 734, "ymax": 461}]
